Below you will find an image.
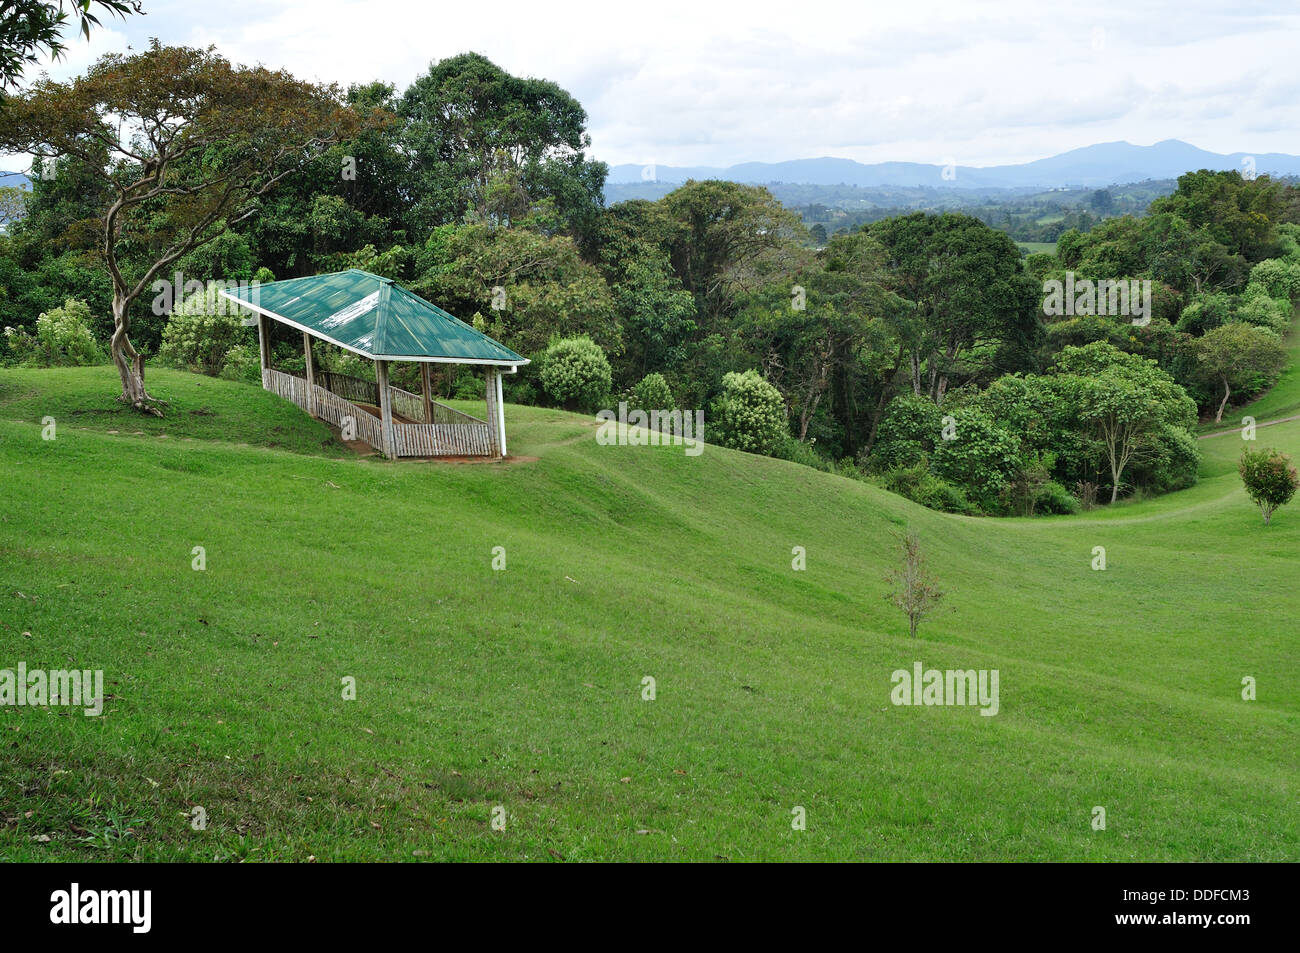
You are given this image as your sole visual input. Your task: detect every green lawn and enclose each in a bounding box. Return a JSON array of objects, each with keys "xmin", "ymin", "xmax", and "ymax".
[{"xmin": 0, "ymin": 366, "xmax": 1296, "ymax": 861}]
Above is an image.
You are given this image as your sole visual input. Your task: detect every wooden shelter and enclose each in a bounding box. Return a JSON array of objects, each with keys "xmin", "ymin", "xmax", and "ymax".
[{"xmin": 220, "ymin": 269, "xmax": 527, "ymax": 459}]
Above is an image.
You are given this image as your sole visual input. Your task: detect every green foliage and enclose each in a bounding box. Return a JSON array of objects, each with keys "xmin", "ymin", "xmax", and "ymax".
[
  {"xmin": 539, "ymin": 335, "xmax": 612, "ymax": 411},
  {"xmin": 157, "ymin": 284, "xmax": 251, "ymax": 377},
  {"xmin": 1194, "ymin": 322, "xmax": 1288, "ymax": 421},
  {"xmin": 398, "ymin": 52, "xmax": 606, "ymax": 239},
  {"xmin": 218, "ymin": 343, "xmax": 262, "ymax": 383},
  {"xmin": 0, "ymin": 0, "xmax": 142, "ymax": 90},
  {"xmin": 711, "ymin": 369, "xmax": 788, "ymax": 455},
  {"xmin": 1175, "ymin": 292, "xmax": 1234, "ymax": 334},
  {"xmin": 879, "ymin": 463, "xmax": 977, "ymax": 515},
  {"xmin": 629, "ymin": 372, "xmax": 674, "ymax": 411},
  {"xmin": 413, "ymin": 223, "xmax": 619, "ymax": 358},
  {"xmin": 930, "ymin": 407, "xmax": 1024, "ymax": 513},
  {"xmin": 872, "ymin": 394, "xmax": 945, "ymax": 470},
  {"xmin": 1233, "ymin": 289, "xmax": 1292, "ymax": 334},
  {"xmin": 3, "ymin": 298, "xmax": 104, "ymax": 367},
  {"xmin": 1238, "ymin": 447, "xmax": 1300, "ymax": 525},
  {"xmin": 1149, "ymin": 169, "xmax": 1286, "ymax": 264}
]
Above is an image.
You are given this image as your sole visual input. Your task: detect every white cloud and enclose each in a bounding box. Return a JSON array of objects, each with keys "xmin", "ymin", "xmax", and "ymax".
[{"xmin": 12, "ymin": 0, "xmax": 1300, "ymax": 168}]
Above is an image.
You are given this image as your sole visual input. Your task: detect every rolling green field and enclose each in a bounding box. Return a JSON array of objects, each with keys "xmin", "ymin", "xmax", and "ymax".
[
  {"xmin": 0, "ymin": 366, "xmax": 1296, "ymax": 861},
  {"xmin": 1017, "ymin": 241, "xmax": 1057, "ymax": 256}
]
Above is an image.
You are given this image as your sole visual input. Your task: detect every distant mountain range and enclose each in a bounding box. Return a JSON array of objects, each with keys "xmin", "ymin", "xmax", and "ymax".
[
  {"xmin": 605, "ymin": 140, "xmax": 1300, "ymax": 190},
  {"xmin": 0, "ymin": 172, "xmax": 31, "ymax": 189}
]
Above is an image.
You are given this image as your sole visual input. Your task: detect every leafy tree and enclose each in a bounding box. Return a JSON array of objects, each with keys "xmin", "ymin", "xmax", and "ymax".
[
  {"xmin": 929, "ymin": 407, "xmax": 1024, "ymax": 512},
  {"xmin": 1194, "ymin": 322, "xmax": 1287, "ymax": 422},
  {"xmin": 413, "ymin": 222, "xmax": 618, "ymax": 358},
  {"xmin": 398, "ymin": 53, "xmax": 606, "ymax": 240},
  {"xmin": 868, "ymin": 212, "xmax": 1040, "ymax": 402},
  {"xmin": 1175, "ymin": 291, "xmax": 1234, "ymax": 334},
  {"xmin": 0, "ymin": 184, "xmax": 26, "ymax": 226},
  {"xmin": 538, "ymin": 335, "xmax": 611, "ymax": 412},
  {"xmin": 1149, "ymin": 169, "xmax": 1285, "ymax": 264},
  {"xmin": 1052, "ymin": 341, "xmax": 1198, "ymax": 502},
  {"xmin": 594, "ymin": 200, "xmax": 696, "ymax": 385},
  {"xmin": 0, "ymin": 41, "xmax": 366, "ymax": 411},
  {"xmin": 711, "ymin": 368, "xmax": 788, "ymax": 455},
  {"xmin": 884, "ymin": 530, "xmax": 944, "ymax": 639},
  {"xmin": 0, "ymin": 0, "xmax": 141, "ymax": 90},
  {"xmin": 1238, "ymin": 447, "xmax": 1300, "ymax": 525},
  {"xmin": 659, "ymin": 180, "xmax": 804, "ymax": 328},
  {"xmin": 871, "ymin": 393, "xmax": 944, "ymax": 471},
  {"xmin": 1090, "ymin": 189, "xmax": 1114, "ymax": 213}
]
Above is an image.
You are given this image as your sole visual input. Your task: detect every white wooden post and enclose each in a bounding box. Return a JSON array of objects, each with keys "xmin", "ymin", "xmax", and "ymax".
[
  {"xmin": 302, "ymin": 331, "xmax": 316, "ymax": 416},
  {"xmin": 257, "ymin": 313, "xmax": 270, "ymax": 387},
  {"xmin": 420, "ymin": 362, "xmax": 433, "ymax": 424},
  {"xmin": 495, "ymin": 368, "xmax": 507, "ymax": 458},
  {"xmin": 375, "ymin": 359, "xmax": 396, "ymax": 459}
]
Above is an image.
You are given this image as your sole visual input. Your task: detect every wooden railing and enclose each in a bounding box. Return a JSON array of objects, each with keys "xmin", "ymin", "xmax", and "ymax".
[
  {"xmin": 263, "ymin": 367, "xmax": 494, "ymax": 458},
  {"xmin": 315, "ymin": 370, "xmax": 378, "ymax": 406}
]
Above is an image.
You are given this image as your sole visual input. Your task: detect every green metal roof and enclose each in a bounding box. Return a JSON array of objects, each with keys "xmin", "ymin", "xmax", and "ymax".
[{"xmin": 219, "ymin": 269, "xmax": 528, "ymax": 366}]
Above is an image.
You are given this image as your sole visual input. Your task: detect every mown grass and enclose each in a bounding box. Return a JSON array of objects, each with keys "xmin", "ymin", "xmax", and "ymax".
[{"xmin": 0, "ymin": 366, "xmax": 1296, "ymax": 861}]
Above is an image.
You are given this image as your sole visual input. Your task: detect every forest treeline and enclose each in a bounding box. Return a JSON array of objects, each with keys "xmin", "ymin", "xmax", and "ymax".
[{"xmin": 2, "ymin": 49, "xmax": 1297, "ymax": 515}]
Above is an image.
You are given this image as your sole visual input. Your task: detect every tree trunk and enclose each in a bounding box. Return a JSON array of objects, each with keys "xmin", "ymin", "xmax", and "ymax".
[
  {"xmin": 1215, "ymin": 378, "xmax": 1230, "ymax": 423},
  {"xmin": 110, "ymin": 296, "xmax": 164, "ymax": 415}
]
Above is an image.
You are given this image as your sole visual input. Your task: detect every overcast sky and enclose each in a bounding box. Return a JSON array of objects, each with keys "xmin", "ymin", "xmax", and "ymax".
[{"xmin": 21, "ymin": 0, "xmax": 1300, "ymax": 169}]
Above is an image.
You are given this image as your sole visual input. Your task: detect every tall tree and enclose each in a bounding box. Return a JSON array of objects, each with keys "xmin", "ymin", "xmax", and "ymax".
[
  {"xmin": 0, "ymin": 41, "xmax": 366, "ymax": 411},
  {"xmin": 1194, "ymin": 322, "xmax": 1286, "ymax": 422},
  {"xmin": 658, "ymin": 179, "xmax": 804, "ymax": 329},
  {"xmin": 398, "ymin": 53, "xmax": 606, "ymax": 241},
  {"xmin": 869, "ymin": 212, "xmax": 1040, "ymax": 402}
]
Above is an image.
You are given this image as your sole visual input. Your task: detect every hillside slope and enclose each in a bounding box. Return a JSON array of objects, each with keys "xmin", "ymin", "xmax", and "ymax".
[{"xmin": 0, "ymin": 367, "xmax": 1296, "ymax": 861}]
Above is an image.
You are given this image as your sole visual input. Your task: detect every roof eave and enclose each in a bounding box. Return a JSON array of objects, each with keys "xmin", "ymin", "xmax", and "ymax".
[{"xmin": 218, "ymin": 289, "xmax": 529, "ymax": 367}]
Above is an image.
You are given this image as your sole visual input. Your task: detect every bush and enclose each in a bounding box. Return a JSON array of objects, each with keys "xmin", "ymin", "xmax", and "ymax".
[
  {"xmin": 629, "ymin": 372, "xmax": 674, "ymax": 411},
  {"xmin": 1234, "ymin": 290, "xmax": 1292, "ymax": 334},
  {"xmin": 711, "ymin": 369, "xmax": 788, "ymax": 455},
  {"xmin": 539, "ymin": 335, "xmax": 612, "ymax": 411},
  {"xmin": 3, "ymin": 298, "xmax": 104, "ymax": 367},
  {"xmin": 1035, "ymin": 480, "xmax": 1079, "ymax": 515},
  {"xmin": 870, "ymin": 393, "xmax": 945, "ymax": 471},
  {"xmin": 157, "ymin": 283, "xmax": 250, "ymax": 376},
  {"xmin": 930, "ymin": 407, "xmax": 1024, "ymax": 512},
  {"xmin": 219, "ymin": 344, "xmax": 262, "ymax": 383},
  {"xmin": 880, "ymin": 463, "xmax": 977, "ymax": 515},
  {"xmin": 772, "ymin": 434, "xmax": 833, "ymax": 472},
  {"xmin": 1239, "ymin": 447, "xmax": 1300, "ymax": 525},
  {"xmin": 453, "ymin": 372, "xmax": 487, "ymax": 400},
  {"xmin": 1175, "ymin": 292, "xmax": 1233, "ymax": 334}
]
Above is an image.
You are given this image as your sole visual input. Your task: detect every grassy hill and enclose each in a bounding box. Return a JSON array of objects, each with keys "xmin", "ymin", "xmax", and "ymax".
[{"xmin": 0, "ymin": 367, "xmax": 1296, "ymax": 861}]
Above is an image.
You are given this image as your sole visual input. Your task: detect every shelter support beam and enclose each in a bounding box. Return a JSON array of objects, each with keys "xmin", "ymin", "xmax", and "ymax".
[
  {"xmin": 375, "ymin": 359, "xmax": 396, "ymax": 460},
  {"xmin": 421, "ymin": 363, "xmax": 433, "ymax": 425},
  {"xmin": 303, "ymin": 332, "xmax": 316, "ymax": 416}
]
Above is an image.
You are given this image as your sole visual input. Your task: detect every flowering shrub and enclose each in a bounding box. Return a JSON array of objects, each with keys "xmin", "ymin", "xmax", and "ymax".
[
  {"xmin": 712, "ymin": 369, "xmax": 787, "ymax": 455},
  {"xmin": 3, "ymin": 298, "xmax": 104, "ymax": 366}
]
